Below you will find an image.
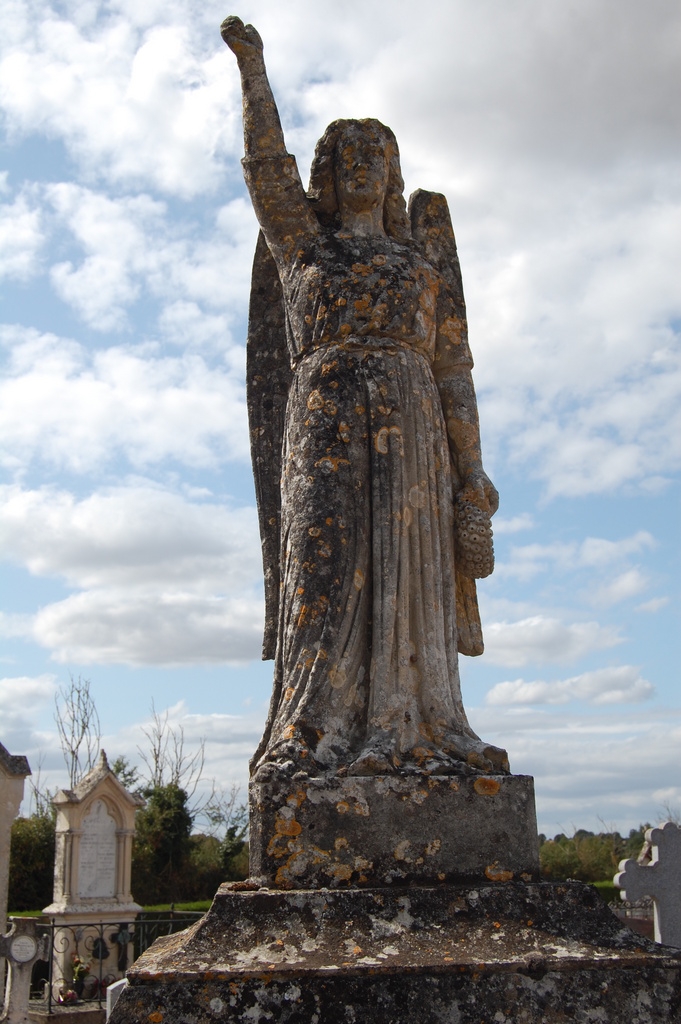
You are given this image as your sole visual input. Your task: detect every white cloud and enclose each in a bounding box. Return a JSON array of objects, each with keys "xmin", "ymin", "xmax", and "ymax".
[
  {"xmin": 467, "ymin": 701, "xmax": 681, "ymax": 835},
  {"xmin": 101, "ymin": 699, "xmax": 268, "ymax": 804},
  {"xmin": 0, "ymin": 14, "xmax": 239, "ymax": 197},
  {"xmin": 637, "ymin": 597, "xmax": 669, "ymax": 614},
  {"xmin": 0, "ymin": 674, "xmax": 57, "ymax": 757},
  {"xmin": 483, "ymin": 615, "xmax": 621, "ymax": 667},
  {"xmin": 578, "ymin": 532, "xmax": 656, "ymax": 567},
  {"xmin": 590, "ymin": 569, "xmax": 649, "ymax": 608},
  {"xmin": 157, "ymin": 301, "xmax": 231, "ymax": 350},
  {"xmin": 486, "ymin": 665, "xmax": 654, "ymax": 706},
  {"xmin": 46, "ymin": 186, "xmax": 162, "ymax": 330},
  {"xmin": 496, "ymin": 530, "xmax": 655, "ymax": 581},
  {"xmin": 30, "ymin": 590, "xmax": 264, "ymax": 666},
  {"xmin": 492, "ymin": 513, "xmax": 534, "ymax": 535},
  {"xmin": 0, "ymin": 673, "xmax": 56, "ymax": 712},
  {"xmin": 0, "ymin": 327, "xmax": 249, "ymax": 471},
  {"xmin": 0, "ymin": 189, "xmax": 43, "ymax": 279},
  {"xmin": 44, "ymin": 184, "xmax": 256, "ymax": 331},
  {"xmin": 0, "ymin": 483, "xmax": 260, "ymax": 590},
  {"xmin": 0, "ymin": 482, "xmax": 264, "ymax": 666}
]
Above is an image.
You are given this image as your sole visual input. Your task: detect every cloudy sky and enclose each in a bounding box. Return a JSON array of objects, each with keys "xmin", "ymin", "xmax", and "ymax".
[{"xmin": 1, "ymin": 0, "xmax": 679, "ymax": 837}]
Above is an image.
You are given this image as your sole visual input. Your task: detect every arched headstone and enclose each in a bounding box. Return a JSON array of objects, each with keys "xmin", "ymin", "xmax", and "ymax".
[{"xmin": 43, "ymin": 752, "xmax": 144, "ymax": 998}]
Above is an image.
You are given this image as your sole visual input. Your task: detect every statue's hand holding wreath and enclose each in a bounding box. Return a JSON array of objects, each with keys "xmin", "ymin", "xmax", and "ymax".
[
  {"xmin": 460, "ymin": 466, "xmax": 499, "ymax": 517},
  {"xmin": 454, "ymin": 466, "xmax": 498, "ymax": 580},
  {"xmin": 220, "ymin": 15, "xmax": 264, "ymax": 62}
]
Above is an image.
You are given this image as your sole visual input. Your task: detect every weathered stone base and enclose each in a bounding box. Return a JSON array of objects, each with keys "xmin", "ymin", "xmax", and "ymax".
[
  {"xmin": 249, "ymin": 772, "xmax": 540, "ymax": 888},
  {"xmin": 110, "ymin": 882, "xmax": 681, "ymax": 1024},
  {"xmin": 29, "ymin": 1006, "xmax": 105, "ymax": 1024}
]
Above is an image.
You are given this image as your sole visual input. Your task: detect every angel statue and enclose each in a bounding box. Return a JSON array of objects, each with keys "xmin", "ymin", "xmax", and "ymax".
[{"xmin": 222, "ymin": 16, "xmax": 508, "ymax": 781}]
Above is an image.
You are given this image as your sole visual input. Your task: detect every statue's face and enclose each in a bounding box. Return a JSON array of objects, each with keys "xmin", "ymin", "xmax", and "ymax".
[{"xmin": 334, "ymin": 129, "xmax": 389, "ymax": 217}]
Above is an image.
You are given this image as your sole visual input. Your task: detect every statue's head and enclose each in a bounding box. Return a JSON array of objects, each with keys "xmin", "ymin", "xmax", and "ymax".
[{"xmin": 308, "ymin": 118, "xmax": 410, "ymax": 240}]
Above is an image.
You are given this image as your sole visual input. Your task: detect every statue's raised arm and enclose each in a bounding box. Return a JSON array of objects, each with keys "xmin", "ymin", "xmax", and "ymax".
[{"xmin": 221, "ymin": 16, "xmax": 319, "ymax": 259}]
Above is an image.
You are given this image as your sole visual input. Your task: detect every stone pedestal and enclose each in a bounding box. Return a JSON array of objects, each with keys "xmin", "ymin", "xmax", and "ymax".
[
  {"xmin": 109, "ymin": 880, "xmax": 681, "ymax": 1023},
  {"xmin": 108, "ymin": 772, "xmax": 681, "ymax": 1022},
  {"xmin": 249, "ymin": 773, "xmax": 539, "ymax": 888}
]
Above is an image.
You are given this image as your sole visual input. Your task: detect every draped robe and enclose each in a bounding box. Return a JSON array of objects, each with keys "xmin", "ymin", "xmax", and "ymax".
[{"xmin": 244, "ymin": 156, "xmax": 488, "ymax": 775}]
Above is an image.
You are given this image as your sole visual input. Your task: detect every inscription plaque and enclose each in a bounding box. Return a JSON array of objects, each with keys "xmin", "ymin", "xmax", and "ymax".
[
  {"xmin": 10, "ymin": 934, "xmax": 37, "ymax": 963},
  {"xmin": 78, "ymin": 799, "xmax": 117, "ymax": 899}
]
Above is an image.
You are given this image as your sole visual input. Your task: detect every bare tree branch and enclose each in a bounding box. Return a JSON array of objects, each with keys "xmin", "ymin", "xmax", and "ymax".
[
  {"xmin": 137, "ymin": 702, "xmax": 206, "ymax": 811},
  {"xmin": 27, "ymin": 753, "xmax": 55, "ymax": 818},
  {"xmin": 199, "ymin": 782, "xmax": 248, "ymax": 844},
  {"xmin": 54, "ymin": 674, "xmax": 101, "ymax": 788}
]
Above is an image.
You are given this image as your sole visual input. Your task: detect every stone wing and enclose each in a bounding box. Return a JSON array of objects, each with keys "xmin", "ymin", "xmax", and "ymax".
[
  {"xmin": 409, "ymin": 188, "xmax": 484, "ymax": 657},
  {"xmin": 247, "ymin": 230, "xmax": 293, "ymax": 660}
]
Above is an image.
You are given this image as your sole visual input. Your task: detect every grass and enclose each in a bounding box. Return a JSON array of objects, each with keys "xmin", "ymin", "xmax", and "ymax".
[
  {"xmin": 9, "ymin": 900, "xmax": 213, "ymax": 917},
  {"xmin": 592, "ymin": 881, "xmax": 619, "ymax": 904},
  {"xmin": 138, "ymin": 901, "xmax": 212, "ymax": 913}
]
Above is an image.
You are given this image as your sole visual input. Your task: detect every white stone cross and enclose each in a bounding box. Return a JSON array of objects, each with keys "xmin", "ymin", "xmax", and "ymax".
[
  {"xmin": 614, "ymin": 820, "xmax": 681, "ymax": 948},
  {"xmin": 0, "ymin": 917, "xmax": 49, "ymax": 1024}
]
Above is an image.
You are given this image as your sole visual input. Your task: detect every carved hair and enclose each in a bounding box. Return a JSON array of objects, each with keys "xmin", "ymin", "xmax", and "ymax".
[{"xmin": 307, "ymin": 118, "xmax": 411, "ymax": 241}]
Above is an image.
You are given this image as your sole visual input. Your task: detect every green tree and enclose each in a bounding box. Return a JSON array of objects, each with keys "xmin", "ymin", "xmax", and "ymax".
[
  {"xmin": 110, "ymin": 754, "xmax": 141, "ymax": 793},
  {"xmin": 8, "ymin": 812, "xmax": 56, "ymax": 912},
  {"xmin": 539, "ymin": 826, "xmax": 651, "ymax": 883},
  {"xmin": 623, "ymin": 824, "xmax": 651, "ymax": 860},
  {"xmin": 539, "ymin": 834, "xmax": 582, "ymax": 880},
  {"xmin": 131, "ymin": 783, "xmax": 193, "ymax": 904},
  {"xmin": 220, "ymin": 805, "xmax": 249, "ymax": 879}
]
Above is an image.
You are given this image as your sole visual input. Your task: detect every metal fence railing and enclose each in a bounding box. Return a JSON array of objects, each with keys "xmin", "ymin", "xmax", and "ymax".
[{"xmin": 25, "ymin": 911, "xmax": 204, "ymax": 1014}]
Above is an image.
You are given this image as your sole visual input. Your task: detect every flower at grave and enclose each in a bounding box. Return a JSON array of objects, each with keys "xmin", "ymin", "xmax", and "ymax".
[
  {"xmin": 71, "ymin": 953, "xmax": 91, "ymax": 982},
  {"xmin": 58, "ymin": 987, "xmax": 78, "ymax": 1004}
]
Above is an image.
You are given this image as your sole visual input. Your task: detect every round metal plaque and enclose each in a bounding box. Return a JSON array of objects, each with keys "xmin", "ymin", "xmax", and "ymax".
[{"xmin": 10, "ymin": 934, "xmax": 37, "ymax": 963}]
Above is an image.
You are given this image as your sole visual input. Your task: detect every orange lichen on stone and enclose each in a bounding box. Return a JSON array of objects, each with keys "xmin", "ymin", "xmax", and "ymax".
[
  {"xmin": 286, "ymin": 789, "xmax": 307, "ymax": 808},
  {"xmin": 473, "ymin": 778, "xmax": 501, "ymax": 797},
  {"xmin": 314, "ymin": 455, "xmax": 350, "ymax": 472},
  {"xmin": 273, "ymin": 815, "xmax": 302, "ymax": 838},
  {"xmin": 485, "ymin": 862, "xmax": 514, "ymax": 882},
  {"xmin": 330, "ymin": 863, "xmax": 353, "ymax": 882},
  {"xmin": 393, "ymin": 839, "xmax": 411, "ymax": 861}
]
